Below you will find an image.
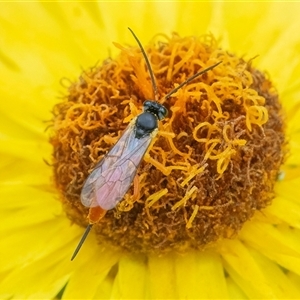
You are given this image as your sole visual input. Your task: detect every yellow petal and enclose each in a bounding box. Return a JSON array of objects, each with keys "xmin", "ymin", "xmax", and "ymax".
[
  {"xmin": 0, "ymin": 218, "xmax": 75, "ymax": 298},
  {"xmin": 0, "ymin": 187, "xmax": 59, "ymax": 233},
  {"xmin": 175, "ymin": 250, "xmax": 228, "ymax": 298},
  {"xmin": 248, "ymin": 247, "xmax": 300, "ymax": 299},
  {"xmin": 220, "ymin": 239, "xmax": 276, "ymax": 298},
  {"xmin": 241, "ymin": 222, "xmax": 300, "ymax": 277},
  {"xmin": 62, "ymin": 247, "xmax": 121, "ymax": 299},
  {"xmin": 111, "ymin": 254, "xmax": 146, "ymax": 299},
  {"xmin": 266, "ymin": 196, "xmax": 300, "ymax": 229},
  {"xmin": 94, "ymin": 274, "xmax": 114, "ymax": 299},
  {"xmin": 275, "ymin": 177, "xmax": 300, "ymax": 205},
  {"xmin": 287, "ymin": 271, "xmax": 300, "ymax": 294},
  {"xmin": 146, "ymin": 253, "xmax": 177, "ymax": 299},
  {"xmin": 226, "ymin": 277, "xmax": 247, "ymax": 299}
]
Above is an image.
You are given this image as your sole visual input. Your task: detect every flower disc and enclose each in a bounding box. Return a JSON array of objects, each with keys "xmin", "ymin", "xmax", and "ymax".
[{"xmin": 51, "ymin": 33, "xmax": 286, "ymax": 254}]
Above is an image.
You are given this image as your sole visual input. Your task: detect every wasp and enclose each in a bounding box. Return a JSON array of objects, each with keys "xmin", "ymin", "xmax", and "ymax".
[{"xmin": 71, "ymin": 28, "xmax": 221, "ymax": 260}]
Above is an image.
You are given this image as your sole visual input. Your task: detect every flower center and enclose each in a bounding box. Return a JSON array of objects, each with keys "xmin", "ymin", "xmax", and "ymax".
[{"xmin": 51, "ymin": 33, "xmax": 286, "ymax": 254}]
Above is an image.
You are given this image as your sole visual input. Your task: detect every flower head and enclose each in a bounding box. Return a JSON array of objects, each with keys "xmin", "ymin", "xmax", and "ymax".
[
  {"xmin": 52, "ymin": 32, "xmax": 286, "ymax": 257},
  {"xmin": 1, "ymin": 2, "xmax": 300, "ymax": 299}
]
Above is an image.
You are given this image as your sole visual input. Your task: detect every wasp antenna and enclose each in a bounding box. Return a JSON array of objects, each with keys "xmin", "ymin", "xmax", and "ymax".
[
  {"xmin": 164, "ymin": 61, "xmax": 222, "ymax": 100},
  {"xmin": 128, "ymin": 27, "xmax": 158, "ymax": 101},
  {"xmin": 71, "ymin": 224, "xmax": 93, "ymax": 261}
]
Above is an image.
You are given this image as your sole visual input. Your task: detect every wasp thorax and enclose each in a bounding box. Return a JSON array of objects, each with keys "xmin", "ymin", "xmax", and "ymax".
[
  {"xmin": 51, "ymin": 33, "xmax": 286, "ymax": 255},
  {"xmin": 135, "ymin": 111, "xmax": 158, "ymax": 139}
]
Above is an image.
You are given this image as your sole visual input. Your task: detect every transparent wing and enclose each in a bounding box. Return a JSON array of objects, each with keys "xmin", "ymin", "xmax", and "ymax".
[
  {"xmin": 81, "ymin": 120, "xmax": 155, "ymax": 210},
  {"xmin": 93, "ymin": 136, "xmax": 153, "ymax": 210},
  {"xmin": 81, "ymin": 121, "xmax": 136, "ymax": 187}
]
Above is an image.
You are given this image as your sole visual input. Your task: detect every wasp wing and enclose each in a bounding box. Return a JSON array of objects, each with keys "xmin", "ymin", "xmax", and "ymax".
[
  {"xmin": 81, "ymin": 121, "xmax": 136, "ymax": 188},
  {"xmin": 81, "ymin": 121, "xmax": 136, "ymax": 207},
  {"xmin": 81, "ymin": 120, "xmax": 156, "ymax": 209},
  {"xmin": 93, "ymin": 134, "xmax": 153, "ymax": 210}
]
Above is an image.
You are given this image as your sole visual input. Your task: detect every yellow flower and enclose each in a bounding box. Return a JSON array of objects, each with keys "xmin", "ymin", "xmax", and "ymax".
[{"xmin": 1, "ymin": 2, "xmax": 300, "ymax": 299}]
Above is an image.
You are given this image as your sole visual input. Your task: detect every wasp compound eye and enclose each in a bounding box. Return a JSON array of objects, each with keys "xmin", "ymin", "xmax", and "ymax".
[{"xmin": 157, "ymin": 105, "xmax": 168, "ymax": 120}]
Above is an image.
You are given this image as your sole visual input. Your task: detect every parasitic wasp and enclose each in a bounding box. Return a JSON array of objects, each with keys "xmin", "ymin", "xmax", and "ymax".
[{"xmin": 71, "ymin": 28, "xmax": 222, "ymax": 260}]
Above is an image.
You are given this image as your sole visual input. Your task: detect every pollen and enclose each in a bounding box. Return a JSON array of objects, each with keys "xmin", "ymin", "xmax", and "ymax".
[{"xmin": 50, "ymin": 33, "xmax": 286, "ymax": 254}]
